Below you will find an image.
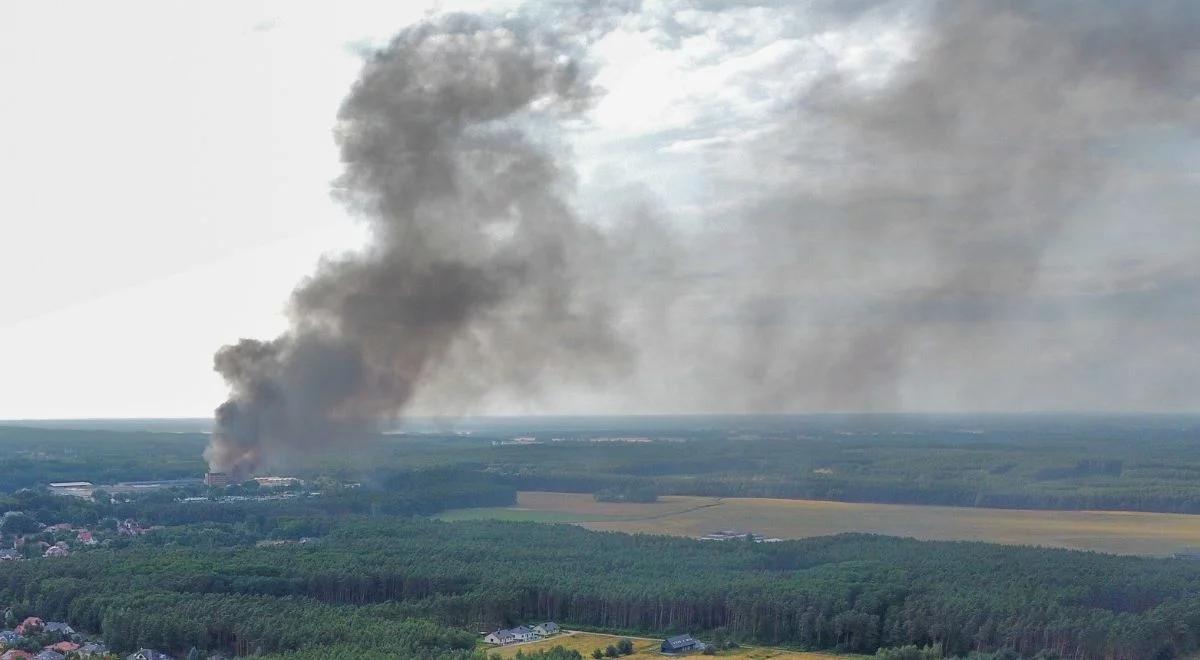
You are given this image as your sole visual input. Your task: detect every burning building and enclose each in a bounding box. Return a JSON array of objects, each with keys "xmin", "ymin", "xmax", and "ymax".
[{"xmin": 203, "ymin": 472, "xmax": 231, "ymax": 488}]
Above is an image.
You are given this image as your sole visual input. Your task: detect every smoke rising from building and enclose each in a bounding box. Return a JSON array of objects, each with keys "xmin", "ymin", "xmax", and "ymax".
[
  {"xmin": 208, "ymin": 1, "xmax": 1200, "ymax": 473},
  {"xmin": 208, "ymin": 14, "xmax": 628, "ymax": 475}
]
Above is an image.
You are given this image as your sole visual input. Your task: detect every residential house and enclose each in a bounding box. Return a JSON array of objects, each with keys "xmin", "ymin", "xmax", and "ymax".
[
  {"xmin": 0, "ymin": 549, "xmax": 20, "ymax": 561},
  {"xmin": 531, "ymin": 622, "xmax": 560, "ymax": 637},
  {"xmin": 33, "ymin": 651, "xmax": 64, "ymax": 660},
  {"xmin": 77, "ymin": 643, "xmax": 109, "ymax": 657},
  {"xmin": 484, "ymin": 629, "xmax": 516, "ymax": 645},
  {"xmin": 118, "ymin": 520, "xmax": 147, "ymax": 537},
  {"xmin": 15, "ymin": 618, "xmax": 43, "ymax": 635},
  {"xmin": 0, "ymin": 631, "xmax": 22, "ymax": 645},
  {"xmin": 44, "ymin": 642, "xmax": 78, "ymax": 654},
  {"xmin": 127, "ymin": 650, "xmax": 173, "ymax": 660},
  {"xmin": 661, "ymin": 634, "xmax": 704, "ymax": 654},
  {"xmin": 484, "ymin": 626, "xmax": 535, "ymax": 645},
  {"xmin": 1, "ymin": 651, "xmax": 32, "ymax": 660},
  {"xmin": 42, "ymin": 545, "xmax": 69, "ymax": 558},
  {"xmin": 42, "ymin": 623, "xmax": 74, "ymax": 637},
  {"xmin": 76, "ymin": 531, "xmax": 96, "ymax": 545}
]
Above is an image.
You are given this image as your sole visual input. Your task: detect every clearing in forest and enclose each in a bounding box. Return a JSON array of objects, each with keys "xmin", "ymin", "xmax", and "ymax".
[
  {"xmin": 440, "ymin": 491, "xmax": 1200, "ymax": 556},
  {"xmin": 487, "ymin": 631, "xmax": 857, "ymax": 659}
]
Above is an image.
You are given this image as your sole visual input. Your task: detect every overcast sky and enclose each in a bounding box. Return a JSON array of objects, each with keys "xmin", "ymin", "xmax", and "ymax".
[{"xmin": 2, "ymin": 1, "xmax": 1198, "ymax": 419}]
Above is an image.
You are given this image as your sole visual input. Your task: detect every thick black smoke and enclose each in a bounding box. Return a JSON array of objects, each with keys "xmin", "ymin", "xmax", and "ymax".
[{"xmin": 208, "ymin": 15, "xmax": 627, "ymax": 475}]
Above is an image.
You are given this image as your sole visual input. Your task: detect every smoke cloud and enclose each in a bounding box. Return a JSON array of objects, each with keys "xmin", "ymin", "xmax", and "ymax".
[
  {"xmin": 209, "ymin": 1, "xmax": 1200, "ymax": 473},
  {"xmin": 627, "ymin": 0, "xmax": 1200, "ymax": 413},
  {"xmin": 208, "ymin": 13, "xmax": 629, "ymax": 475}
]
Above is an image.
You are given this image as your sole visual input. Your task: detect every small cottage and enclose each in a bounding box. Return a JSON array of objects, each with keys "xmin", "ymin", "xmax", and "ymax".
[{"xmin": 661, "ymin": 634, "xmax": 703, "ymax": 653}]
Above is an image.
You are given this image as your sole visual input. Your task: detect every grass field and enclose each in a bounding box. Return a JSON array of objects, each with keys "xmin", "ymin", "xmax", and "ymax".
[
  {"xmin": 487, "ymin": 631, "xmax": 859, "ymax": 659},
  {"xmin": 437, "ymin": 491, "xmax": 1200, "ymax": 556}
]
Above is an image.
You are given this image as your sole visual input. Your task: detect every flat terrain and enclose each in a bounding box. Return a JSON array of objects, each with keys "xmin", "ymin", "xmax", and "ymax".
[
  {"xmin": 440, "ymin": 491, "xmax": 1200, "ymax": 556},
  {"xmin": 488, "ymin": 631, "xmax": 858, "ymax": 659}
]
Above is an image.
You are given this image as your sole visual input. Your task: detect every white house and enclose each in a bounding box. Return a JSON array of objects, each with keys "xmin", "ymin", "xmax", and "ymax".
[
  {"xmin": 484, "ymin": 629, "xmax": 515, "ymax": 645},
  {"xmin": 484, "ymin": 626, "xmax": 535, "ymax": 645},
  {"xmin": 532, "ymin": 622, "xmax": 560, "ymax": 637}
]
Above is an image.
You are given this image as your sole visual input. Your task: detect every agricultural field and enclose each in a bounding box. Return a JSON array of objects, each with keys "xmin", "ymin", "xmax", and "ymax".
[
  {"xmin": 440, "ymin": 491, "xmax": 1200, "ymax": 556},
  {"xmin": 488, "ymin": 631, "xmax": 859, "ymax": 659}
]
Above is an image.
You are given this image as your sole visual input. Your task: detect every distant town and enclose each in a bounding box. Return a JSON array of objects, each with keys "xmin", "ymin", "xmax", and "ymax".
[{"xmin": 2, "ymin": 475, "xmax": 312, "ymax": 563}]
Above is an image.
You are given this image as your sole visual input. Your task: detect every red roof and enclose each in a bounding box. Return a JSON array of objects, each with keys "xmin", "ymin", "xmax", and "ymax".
[
  {"xmin": 1, "ymin": 650, "xmax": 33, "ymax": 660},
  {"xmin": 48, "ymin": 642, "xmax": 80, "ymax": 652},
  {"xmin": 14, "ymin": 617, "xmax": 43, "ymax": 634}
]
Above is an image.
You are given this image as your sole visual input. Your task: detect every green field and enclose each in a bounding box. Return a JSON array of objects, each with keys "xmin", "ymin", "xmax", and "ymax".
[{"xmin": 439, "ymin": 491, "xmax": 1200, "ymax": 556}]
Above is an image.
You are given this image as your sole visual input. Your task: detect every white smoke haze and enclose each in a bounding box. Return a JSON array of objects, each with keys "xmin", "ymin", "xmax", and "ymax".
[{"xmin": 208, "ymin": 1, "xmax": 1200, "ymax": 474}]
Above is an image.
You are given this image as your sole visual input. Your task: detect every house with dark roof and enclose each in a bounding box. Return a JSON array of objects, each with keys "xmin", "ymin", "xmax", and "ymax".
[
  {"xmin": 77, "ymin": 643, "xmax": 109, "ymax": 657},
  {"xmin": 42, "ymin": 622, "xmax": 74, "ymax": 636},
  {"xmin": 33, "ymin": 651, "xmax": 65, "ymax": 660},
  {"xmin": 531, "ymin": 622, "xmax": 560, "ymax": 637},
  {"xmin": 126, "ymin": 650, "xmax": 172, "ymax": 660},
  {"xmin": 661, "ymin": 634, "xmax": 704, "ymax": 653}
]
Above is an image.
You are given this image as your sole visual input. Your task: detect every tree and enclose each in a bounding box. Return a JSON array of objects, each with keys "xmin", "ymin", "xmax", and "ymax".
[
  {"xmin": 605, "ymin": 645, "xmax": 618, "ymax": 657},
  {"xmin": 591, "ymin": 649, "xmax": 604, "ymax": 659},
  {"xmin": 617, "ymin": 639, "xmax": 633, "ymax": 655},
  {"xmin": 1, "ymin": 511, "xmax": 40, "ymax": 535}
]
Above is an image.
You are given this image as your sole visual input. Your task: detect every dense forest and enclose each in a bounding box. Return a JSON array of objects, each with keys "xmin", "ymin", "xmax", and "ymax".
[
  {"xmin": 4, "ymin": 517, "xmax": 1200, "ymax": 659},
  {"xmin": 5, "ymin": 418, "xmax": 1200, "ymax": 658}
]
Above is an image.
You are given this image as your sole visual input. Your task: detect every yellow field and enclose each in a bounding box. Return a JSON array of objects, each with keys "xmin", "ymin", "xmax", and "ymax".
[
  {"xmin": 460, "ymin": 491, "xmax": 1200, "ymax": 556},
  {"xmin": 488, "ymin": 631, "xmax": 858, "ymax": 659}
]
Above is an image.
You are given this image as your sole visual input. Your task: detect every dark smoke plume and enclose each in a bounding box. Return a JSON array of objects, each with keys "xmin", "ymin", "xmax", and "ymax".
[
  {"xmin": 209, "ymin": 1, "xmax": 1200, "ymax": 472},
  {"xmin": 208, "ymin": 14, "xmax": 627, "ymax": 476}
]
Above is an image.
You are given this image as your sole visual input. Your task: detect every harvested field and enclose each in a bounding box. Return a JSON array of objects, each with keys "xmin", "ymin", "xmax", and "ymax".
[{"xmin": 440, "ymin": 491, "xmax": 1200, "ymax": 556}]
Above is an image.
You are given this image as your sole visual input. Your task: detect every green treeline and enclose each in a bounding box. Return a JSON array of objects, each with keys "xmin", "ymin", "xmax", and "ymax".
[
  {"xmin": 8, "ymin": 417, "xmax": 1200, "ymax": 515},
  {"xmin": 3, "ymin": 519, "xmax": 1200, "ymax": 659}
]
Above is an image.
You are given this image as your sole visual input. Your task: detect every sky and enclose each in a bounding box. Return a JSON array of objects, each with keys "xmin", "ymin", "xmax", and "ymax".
[{"xmin": 1, "ymin": 1, "xmax": 1198, "ymax": 420}]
